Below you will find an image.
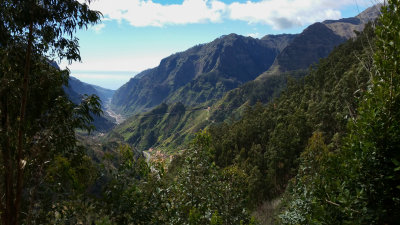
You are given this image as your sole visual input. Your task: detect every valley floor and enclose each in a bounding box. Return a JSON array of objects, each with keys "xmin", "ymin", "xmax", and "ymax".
[{"xmin": 105, "ymin": 98, "xmax": 126, "ymax": 125}]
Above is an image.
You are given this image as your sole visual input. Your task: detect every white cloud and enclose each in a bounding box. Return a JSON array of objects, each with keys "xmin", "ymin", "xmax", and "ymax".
[
  {"xmin": 90, "ymin": 23, "xmax": 106, "ymax": 33},
  {"xmin": 85, "ymin": 0, "xmax": 373, "ymax": 29},
  {"xmin": 229, "ymin": 0, "xmax": 376, "ymax": 29},
  {"xmin": 247, "ymin": 32, "xmax": 261, "ymax": 38},
  {"xmin": 61, "ymin": 53, "xmax": 167, "ymax": 72},
  {"xmin": 228, "ymin": 0, "xmax": 354, "ymax": 29},
  {"xmin": 88, "ymin": 0, "xmax": 226, "ymax": 27}
]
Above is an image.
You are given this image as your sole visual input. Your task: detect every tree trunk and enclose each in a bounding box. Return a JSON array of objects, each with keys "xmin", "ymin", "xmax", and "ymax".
[
  {"xmin": 1, "ymin": 94, "xmax": 14, "ymax": 225},
  {"xmin": 13, "ymin": 19, "xmax": 34, "ymax": 225}
]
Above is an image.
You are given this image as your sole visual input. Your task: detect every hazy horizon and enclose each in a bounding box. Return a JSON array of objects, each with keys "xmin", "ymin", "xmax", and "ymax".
[{"xmin": 71, "ymin": 70, "xmax": 138, "ymax": 90}]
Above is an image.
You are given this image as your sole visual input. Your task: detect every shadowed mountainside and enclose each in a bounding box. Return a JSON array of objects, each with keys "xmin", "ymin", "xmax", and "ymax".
[{"xmin": 64, "ymin": 77, "xmax": 116, "ymax": 132}]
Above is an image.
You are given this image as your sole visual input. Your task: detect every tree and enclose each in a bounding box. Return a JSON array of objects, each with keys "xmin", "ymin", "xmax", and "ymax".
[
  {"xmin": 278, "ymin": 132, "xmax": 339, "ymax": 224},
  {"xmin": 167, "ymin": 131, "xmax": 252, "ymax": 224},
  {"xmin": 280, "ymin": 1, "xmax": 400, "ymax": 223},
  {"xmin": 341, "ymin": 0, "xmax": 400, "ymax": 222},
  {"xmin": 0, "ymin": 1, "xmax": 101, "ymax": 224},
  {"xmin": 100, "ymin": 145, "xmax": 163, "ymax": 225}
]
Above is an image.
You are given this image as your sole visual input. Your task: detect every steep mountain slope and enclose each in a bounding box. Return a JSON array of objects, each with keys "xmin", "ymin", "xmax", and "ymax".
[
  {"xmin": 65, "ymin": 77, "xmax": 114, "ymax": 105},
  {"xmin": 91, "ymin": 84, "xmax": 115, "ymax": 103},
  {"xmin": 323, "ymin": 4, "xmax": 381, "ymax": 39},
  {"xmin": 64, "ymin": 77, "xmax": 116, "ymax": 132},
  {"xmin": 208, "ymin": 23, "xmax": 374, "ymax": 208},
  {"xmin": 262, "ymin": 22, "xmax": 346, "ymax": 75},
  {"xmin": 111, "ymin": 34, "xmax": 292, "ymax": 114},
  {"xmin": 206, "ymin": 6, "xmax": 379, "ymax": 122},
  {"xmin": 217, "ymin": 5, "xmax": 380, "ymax": 119},
  {"xmin": 258, "ymin": 4, "xmax": 379, "ymax": 79}
]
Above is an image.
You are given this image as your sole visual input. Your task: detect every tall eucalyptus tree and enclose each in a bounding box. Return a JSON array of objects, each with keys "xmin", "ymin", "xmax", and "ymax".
[{"xmin": 0, "ymin": 1, "xmax": 101, "ymax": 224}]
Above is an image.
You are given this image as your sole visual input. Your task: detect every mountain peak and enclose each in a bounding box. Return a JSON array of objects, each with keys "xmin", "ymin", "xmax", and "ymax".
[
  {"xmin": 261, "ymin": 22, "xmax": 345, "ymax": 75},
  {"xmin": 323, "ymin": 4, "xmax": 380, "ymax": 39},
  {"xmin": 356, "ymin": 4, "xmax": 382, "ymax": 23}
]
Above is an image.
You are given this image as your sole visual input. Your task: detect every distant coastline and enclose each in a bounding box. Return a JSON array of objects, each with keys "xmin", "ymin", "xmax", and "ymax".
[{"xmin": 70, "ymin": 70, "xmax": 138, "ymax": 90}]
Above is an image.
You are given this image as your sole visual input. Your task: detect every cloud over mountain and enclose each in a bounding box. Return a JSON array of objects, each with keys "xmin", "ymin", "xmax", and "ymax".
[{"xmin": 86, "ymin": 0, "xmax": 373, "ymax": 29}]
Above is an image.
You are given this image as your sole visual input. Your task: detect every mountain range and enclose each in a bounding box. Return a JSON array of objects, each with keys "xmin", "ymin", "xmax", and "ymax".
[
  {"xmin": 111, "ymin": 5, "xmax": 379, "ymax": 117},
  {"xmin": 102, "ymin": 5, "xmax": 380, "ymax": 150},
  {"xmin": 111, "ymin": 33, "xmax": 295, "ymax": 114}
]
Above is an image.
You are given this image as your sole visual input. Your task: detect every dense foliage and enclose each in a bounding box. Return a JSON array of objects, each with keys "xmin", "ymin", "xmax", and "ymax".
[
  {"xmin": 208, "ymin": 23, "xmax": 373, "ymax": 207},
  {"xmin": 0, "ymin": 0, "xmax": 101, "ymax": 224},
  {"xmin": 95, "ymin": 131, "xmax": 253, "ymax": 224},
  {"xmin": 279, "ymin": 1, "xmax": 400, "ymax": 224}
]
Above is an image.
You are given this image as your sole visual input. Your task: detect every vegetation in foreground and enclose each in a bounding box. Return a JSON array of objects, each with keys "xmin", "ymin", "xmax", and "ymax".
[{"xmin": 1, "ymin": 1, "xmax": 399, "ymax": 224}]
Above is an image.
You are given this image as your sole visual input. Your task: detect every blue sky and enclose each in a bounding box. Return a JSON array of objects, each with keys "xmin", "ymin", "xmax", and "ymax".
[{"xmin": 61, "ymin": 0, "xmax": 376, "ymax": 90}]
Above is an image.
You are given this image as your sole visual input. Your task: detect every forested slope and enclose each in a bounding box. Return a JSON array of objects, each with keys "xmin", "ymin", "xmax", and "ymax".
[
  {"xmin": 279, "ymin": 3, "xmax": 400, "ymax": 223},
  {"xmin": 207, "ymin": 23, "xmax": 374, "ymax": 206},
  {"xmin": 107, "ymin": 102, "xmax": 209, "ymax": 151}
]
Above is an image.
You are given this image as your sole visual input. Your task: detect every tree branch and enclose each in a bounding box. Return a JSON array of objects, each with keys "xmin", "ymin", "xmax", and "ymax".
[{"xmin": 325, "ymin": 199, "xmax": 360, "ymax": 213}]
